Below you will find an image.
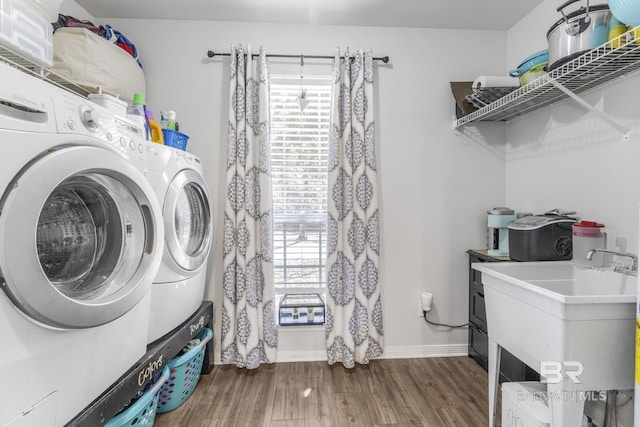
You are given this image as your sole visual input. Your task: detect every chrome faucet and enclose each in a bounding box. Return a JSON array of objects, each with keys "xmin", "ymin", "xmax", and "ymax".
[{"xmin": 585, "ymin": 249, "xmax": 638, "ymax": 276}]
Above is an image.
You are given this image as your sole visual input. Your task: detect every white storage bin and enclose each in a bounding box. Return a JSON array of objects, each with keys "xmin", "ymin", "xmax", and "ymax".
[
  {"xmin": 502, "ymin": 382, "xmax": 550, "ymax": 427},
  {"xmin": 88, "ymin": 93, "xmax": 128, "ymax": 116},
  {"xmin": 27, "ymin": 0, "xmax": 61, "ymax": 23},
  {"xmin": 0, "ymin": 0, "xmax": 53, "ymax": 67}
]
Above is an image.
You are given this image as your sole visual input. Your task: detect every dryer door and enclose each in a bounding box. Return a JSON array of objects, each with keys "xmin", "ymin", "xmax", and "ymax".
[
  {"xmin": 0, "ymin": 145, "xmax": 162, "ymax": 328},
  {"xmin": 163, "ymin": 169, "xmax": 212, "ymax": 272}
]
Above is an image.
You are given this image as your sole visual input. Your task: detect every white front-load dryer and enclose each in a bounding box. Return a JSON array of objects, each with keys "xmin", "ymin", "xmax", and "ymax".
[
  {"xmin": 146, "ymin": 142, "xmax": 213, "ymax": 344},
  {"xmin": 0, "ymin": 63, "xmax": 164, "ymax": 426}
]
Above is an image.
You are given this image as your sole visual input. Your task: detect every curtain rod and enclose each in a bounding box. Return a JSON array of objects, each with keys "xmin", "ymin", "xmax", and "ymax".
[{"xmin": 206, "ymin": 50, "xmax": 390, "ymax": 64}]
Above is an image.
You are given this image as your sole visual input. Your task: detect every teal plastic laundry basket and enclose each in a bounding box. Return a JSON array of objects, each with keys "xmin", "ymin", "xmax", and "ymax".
[
  {"xmin": 104, "ymin": 365, "xmax": 170, "ymax": 427},
  {"xmin": 157, "ymin": 327, "xmax": 213, "ymax": 413}
]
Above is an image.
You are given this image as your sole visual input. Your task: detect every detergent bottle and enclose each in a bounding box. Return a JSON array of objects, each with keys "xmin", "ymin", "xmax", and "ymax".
[
  {"xmin": 145, "ymin": 109, "xmax": 164, "ymax": 144},
  {"xmin": 127, "ymin": 93, "xmax": 151, "ymax": 141}
]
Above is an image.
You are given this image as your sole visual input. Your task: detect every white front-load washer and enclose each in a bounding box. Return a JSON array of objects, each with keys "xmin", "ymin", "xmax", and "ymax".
[
  {"xmin": 145, "ymin": 142, "xmax": 213, "ymax": 344},
  {"xmin": 0, "ymin": 62, "xmax": 164, "ymax": 426}
]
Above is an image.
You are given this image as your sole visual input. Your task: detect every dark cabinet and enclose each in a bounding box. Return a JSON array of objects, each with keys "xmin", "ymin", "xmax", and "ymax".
[{"xmin": 467, "ymin": 250, "xmax": 539, "ymax": 383}]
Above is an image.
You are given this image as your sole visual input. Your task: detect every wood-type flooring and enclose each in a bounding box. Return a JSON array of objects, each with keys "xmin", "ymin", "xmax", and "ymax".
[{"xmin": 154, "ymin": 356, "xmax": 496, "ymax": 427}]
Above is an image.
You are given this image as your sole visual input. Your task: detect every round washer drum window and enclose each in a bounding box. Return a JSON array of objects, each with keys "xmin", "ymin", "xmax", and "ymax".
[
  {"xmin": 174, "ymin": 182, "xmax": 209, "ymax": 257},
  {"xmin": 36, "ymin": 173, "xmax": 147, "ymax": 301}
]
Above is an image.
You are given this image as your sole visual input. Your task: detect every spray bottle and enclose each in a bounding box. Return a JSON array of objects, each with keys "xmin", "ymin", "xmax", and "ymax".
[{"xmin": 166, "ymin": 111, "xmax": 177, "ymax": 130}]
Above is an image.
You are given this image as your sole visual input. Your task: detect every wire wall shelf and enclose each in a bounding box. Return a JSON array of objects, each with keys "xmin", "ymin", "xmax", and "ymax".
[
  {"xmin": 454, "ymin": 28, "xmax": 640, "ymax": 131},
  {"xmin": 0, "ymin": 45, "xmax": 93, "ymax": 99}
]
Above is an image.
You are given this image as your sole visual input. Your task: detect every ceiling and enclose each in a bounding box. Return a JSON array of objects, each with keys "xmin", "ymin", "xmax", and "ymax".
[{"xmin": 73, "ymin": 0, "xmax": 544, "ymax": 31}]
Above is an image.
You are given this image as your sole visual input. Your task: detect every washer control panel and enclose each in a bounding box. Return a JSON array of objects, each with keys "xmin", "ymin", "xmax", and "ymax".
[
  {"xmin": 79, "ymin": 104, "xmax": 103, "ymax": 131},
  {"xmin": 53, "ymin": 91, "xmax": 149, "ymax": 174}
]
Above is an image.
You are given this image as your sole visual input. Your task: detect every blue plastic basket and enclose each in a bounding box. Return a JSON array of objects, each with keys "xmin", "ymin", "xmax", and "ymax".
[
  {"xmin": 162, "ymin": 129, "xmax": 189, "ymax": 151},
  {"xmin": 157, "ymin": 327, "xmax": 213, "ymax": 413},
  {"xmin": 105, "ymin": 366, "xmax": 170, "ymax": 427}
]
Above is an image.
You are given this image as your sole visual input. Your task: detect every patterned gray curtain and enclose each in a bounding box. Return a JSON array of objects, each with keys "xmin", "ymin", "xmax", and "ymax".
[
  {"xmin": 325, "ymin": 48, "xmax": 383, "ymax": 368},
  {"xmin": 221, "ymin": 45, "xmax": 278, "ymax": 369}
]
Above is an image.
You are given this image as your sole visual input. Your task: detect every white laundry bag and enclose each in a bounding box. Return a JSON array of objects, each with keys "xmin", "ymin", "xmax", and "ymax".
[{"xmin": 50, "ymin": 27, "xmax": 145, "ymax": 103}]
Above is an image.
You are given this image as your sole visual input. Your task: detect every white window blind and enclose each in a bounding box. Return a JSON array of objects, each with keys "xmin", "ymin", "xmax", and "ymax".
[{"xmin": 270, "ymin": 76, "xmax": 332, "ymax": 293}]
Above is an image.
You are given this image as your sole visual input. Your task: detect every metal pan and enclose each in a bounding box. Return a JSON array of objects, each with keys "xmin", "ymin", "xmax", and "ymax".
[{"xmin": 546, "ymin": 0, "xmax": 611, "ymax": 71}]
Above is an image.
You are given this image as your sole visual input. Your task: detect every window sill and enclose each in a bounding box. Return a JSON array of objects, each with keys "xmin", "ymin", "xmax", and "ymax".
[{"xmin": 278, "ymin": 324, "xmax": 325, "ymax": 331}]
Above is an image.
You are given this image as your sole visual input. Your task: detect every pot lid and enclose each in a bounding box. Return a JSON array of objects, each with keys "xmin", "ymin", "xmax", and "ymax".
[
  {"xmin": 488, "ymin": 207, "xmax": 515, "ymax": 215},
  {"xmin": 544, "ymin": 208, "xmax": 577, "ymax": 217}
]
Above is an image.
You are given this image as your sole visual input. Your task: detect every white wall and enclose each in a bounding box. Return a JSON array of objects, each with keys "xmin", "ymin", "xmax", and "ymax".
[
  {"xmin": 502, "ymin": 4, "xmax": 638, "ymax": 424},
  {"xmin": 59, "ymin": 1, "xmax": 637, "ymax": 422},
  {"xmin": 504, "ymin": 7, "xmax": 638, "ymax": 424},
  {"xmin": 74, "ymin": 17, "xmax": 506, "ymax": 361},
  {"xmin": 61, "ymin": 2, "xmax": 509, "ymax": 360},
  {"xmin": 70, "ymin": 0, "xmax": 640, "ymax": 367},
  {"xmin": 506, "ymin": 1, "xmax": 640, "ymax": 255}
]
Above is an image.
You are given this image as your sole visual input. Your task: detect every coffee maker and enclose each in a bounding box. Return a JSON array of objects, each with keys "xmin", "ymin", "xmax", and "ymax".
[{"xmin": 487, "ymin": 207, "xmax": 517, "ymax": 256}]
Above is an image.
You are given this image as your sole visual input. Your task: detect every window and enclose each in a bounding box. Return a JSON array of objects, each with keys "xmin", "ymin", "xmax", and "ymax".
[{"xmin": 270, "ymin": 75, "xmax": 332, "ymax": 309}]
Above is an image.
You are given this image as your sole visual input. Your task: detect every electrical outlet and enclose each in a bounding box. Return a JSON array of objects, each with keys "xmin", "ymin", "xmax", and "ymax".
[
  {"xmin": 418, "ymin": 297, "xmax": 424, "ymax": 317},
  {"xmin": 420, "ymin": 292, "xmax": 433, "ymax": 314}
]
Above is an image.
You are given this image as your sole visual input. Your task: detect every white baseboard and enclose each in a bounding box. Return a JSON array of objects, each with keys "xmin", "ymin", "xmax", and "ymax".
[
  {"xmin": 213, "ymin": 344, "xmax": 468, "ymax": 365},
  {"xmin": 277, "ymin": 349, "xmax": 328, "ymax": 363},
  {"xmin": 380, "ymin": 344, "xmax": 468, "ymax": 359}
]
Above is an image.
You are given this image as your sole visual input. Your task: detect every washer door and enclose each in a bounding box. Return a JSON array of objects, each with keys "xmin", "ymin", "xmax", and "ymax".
[
  {"xmin": 0, "ymin": 146, "xmax": 161, "ymax": 328},
  {"xmin": 163, "ymin": 169, "xmax": 212, "ymax": 272}
]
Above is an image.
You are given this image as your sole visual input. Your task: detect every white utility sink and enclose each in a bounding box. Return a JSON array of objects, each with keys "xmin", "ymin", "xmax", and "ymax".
[{"xmin": 473, "ymin": 261, "xmax": 636, "ymax": 427}]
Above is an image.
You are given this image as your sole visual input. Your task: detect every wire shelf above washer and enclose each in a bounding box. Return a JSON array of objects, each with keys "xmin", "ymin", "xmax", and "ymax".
[
  {"xmin": 0, "ymin": 44, "xmax": 93, "ymax": 99},
  {"xmin": 454, "ymin": 29, "xmax": 640, "ymax": 129}
]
